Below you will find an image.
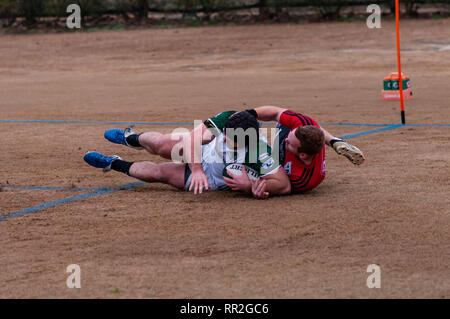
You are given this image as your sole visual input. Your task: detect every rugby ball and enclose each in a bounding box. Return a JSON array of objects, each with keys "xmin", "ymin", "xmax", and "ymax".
[{"xmin": 223, "ymin": 163, "xmax": 259, "ymax": 182}]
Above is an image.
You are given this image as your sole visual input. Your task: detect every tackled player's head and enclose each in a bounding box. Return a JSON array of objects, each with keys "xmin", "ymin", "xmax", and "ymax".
[
  {"xmin": 224, "ymin": 111, "xmax": 259, "ymax": 149},
  {"xmin": 285, "ymin": 125, "xmax": 324, "ymax": 161}
]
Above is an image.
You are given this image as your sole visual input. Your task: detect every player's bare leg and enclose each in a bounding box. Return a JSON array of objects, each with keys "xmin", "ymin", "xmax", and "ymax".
[
  {"xmin": 104, "ymin": 127, "xmax": 185, "ymax": 160},
  {"xmin": 129, "ymin": 161, "xmax": 186, "ymax": 189},
  {"xmin": 83, "ymin": 152, "xmax": 186, "ymax": 189},
  {"xmin": 138, "ymin": 132, "xmax": 184, "ymax": 160}
]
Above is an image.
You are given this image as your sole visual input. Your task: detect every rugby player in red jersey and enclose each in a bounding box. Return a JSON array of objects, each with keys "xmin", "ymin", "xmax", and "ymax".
[{"xmin": 224, "ymin": 106, "xmax": 365, "ymax": 196}]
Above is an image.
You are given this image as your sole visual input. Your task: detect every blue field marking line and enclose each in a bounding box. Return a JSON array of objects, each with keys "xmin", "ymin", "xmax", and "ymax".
[
  {"xmin": 0, "ymin": 120, "xmax": 194, "ymax": 125},
  {"xmin": 1, "ymin": 185, "xmax": 113, "ymax": 192},
  {"xmin": 403, "ymin": 123, "xmax": 450, "ymax": 127},
  {"xmin": 0, "ymin": 181, "xmax": 145, "ymax": 221},
  {"xmin": 324, "ymin": 123, "xmax": 394, "ymax": 127},
  {"xmin": 339, "ymin": 124, "xmax": 404, "ymax": 139},
  {"xmin": 1, "ymin": 119, "xmax": 449, "ymax": 127},
  {"xmin": 0, "ymin": 120, "xmax": 443, "ymax": 221}
]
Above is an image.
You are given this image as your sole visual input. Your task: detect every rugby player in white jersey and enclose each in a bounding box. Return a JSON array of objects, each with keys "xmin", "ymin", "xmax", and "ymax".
[{"xmin": 84, "ymin": 110, "xmax": 290, "ymax": 199}]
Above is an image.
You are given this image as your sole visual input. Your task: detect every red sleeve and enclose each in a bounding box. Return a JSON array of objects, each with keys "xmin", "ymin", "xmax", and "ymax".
[{"xmin": 279, "ymin": 110, "xmax": 319, "ymax": 130}]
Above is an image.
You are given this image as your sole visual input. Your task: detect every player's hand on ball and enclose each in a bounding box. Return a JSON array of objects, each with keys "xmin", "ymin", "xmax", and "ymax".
[
  {"xmin": 223, "ymin": 166, "xmax": 252, "ymax": 193},
  {"xmin": 332, "ymin": 141, "xmax": 365, "ymax": 165},
  {"xmin": 189, "ymin": 170, "xmax": 210, "ymax": 194},
  {"xmin": 251, "ymin": 177, "xmax": 269, "ymax": 199}
]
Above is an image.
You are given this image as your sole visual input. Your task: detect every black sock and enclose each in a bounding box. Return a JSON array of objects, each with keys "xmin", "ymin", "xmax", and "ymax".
[
  {"xmin": 111, "ymin": 159, "xmax": 134, "ymax": 175},
  {"xmin": 126, "ymin": 133, "xmax": 142, "ymax": 147}
]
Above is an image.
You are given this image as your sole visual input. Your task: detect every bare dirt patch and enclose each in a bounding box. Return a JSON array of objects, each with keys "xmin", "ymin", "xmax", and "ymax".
[{"xmin": 0, "ymin": 20, "xmax": 449, "ymax": 298}]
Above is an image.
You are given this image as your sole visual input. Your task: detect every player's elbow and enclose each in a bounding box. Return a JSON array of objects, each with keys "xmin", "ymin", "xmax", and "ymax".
[
  {"xmin": 276, "ymin": 169, "xmax": 291, "ymax": 195},
  {"xmin": 264, "ymin": 167, "xmax": 291, "ymax": 195},
  {"xmin": 268, "ymin": 180, "xmax": 291, "ymax": 195},
  {"xmin": 279, "ymin": 182, "xmax": 291, "ymax": 195}
]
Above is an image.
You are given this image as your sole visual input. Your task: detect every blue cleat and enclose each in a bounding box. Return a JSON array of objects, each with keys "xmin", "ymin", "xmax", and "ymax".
[
  {"xmin": 104, "ymin": 126, "xmax": 143, "ymax": 150},
  {"xmin": 84, "ymin": 152, "xmax": 122, "ymax": 172}
]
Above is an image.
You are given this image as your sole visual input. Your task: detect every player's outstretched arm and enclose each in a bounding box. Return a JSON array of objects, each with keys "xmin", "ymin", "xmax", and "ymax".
[
  {"xmin": 253, "ymin": 106, "xmax": 365, "ymax": 165},
  {"xmin": 260, "ymin": 167, "xmax": 291, "ymax": 196},
  {"xmin": 330, "ymin": 138, "xmax": 365, "ymax": 165},
  {"xmin": 184, "ymin": 123, "xmax": 215, "ymax": 194},
  {"xmin": 253, "ymin": 106, "xmax": 286, "ymax": 122},
  {"xmin": 320, "ymin": 127, "xmax": 365, "ymax": 165}
]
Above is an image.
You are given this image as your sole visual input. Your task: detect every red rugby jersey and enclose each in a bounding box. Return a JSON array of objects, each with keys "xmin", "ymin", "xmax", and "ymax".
[{"xmin": 279, "ymin": 110, "xmax": 326, "ymax": 193}]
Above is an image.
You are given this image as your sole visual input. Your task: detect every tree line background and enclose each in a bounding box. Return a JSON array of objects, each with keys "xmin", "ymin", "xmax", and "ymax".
[{"xmin": 0, "ymin": 0, "xmax": 449, "ymax": 28}]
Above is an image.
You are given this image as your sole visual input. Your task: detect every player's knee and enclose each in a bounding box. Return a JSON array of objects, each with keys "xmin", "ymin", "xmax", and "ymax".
[
  {"xmin": 141, "ymin": 132, "xmax": 163, "ymax": 149},
  {"xmin": 161, "ymin": 134, "xmax": 184, "ymax": 157},
  {"xmin": 149, "ymin": 165, "xmax": 163, "ymax": 181},
  {"xmin": 153, "ymin": 163, "xmax": 175, "ymax": 184},
  {"xmin": 150, "ymin": 134, "xmax": 172, "ymax": 153}
]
